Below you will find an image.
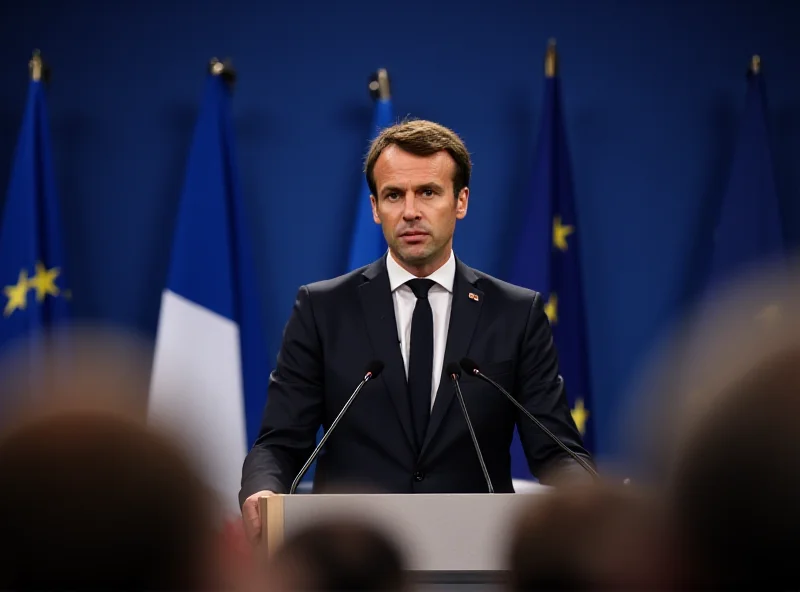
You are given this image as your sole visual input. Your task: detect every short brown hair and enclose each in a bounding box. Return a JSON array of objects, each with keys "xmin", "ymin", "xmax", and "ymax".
[
  {"xmin": 364, "ymin": 119, "xmax": 472, "ymax": 197},
  {"xmin": 0, "ymin": 406, "xmax": 217, "ymax": 590},
  {"xmin": 267, "ymin": 518, "xmax": 408, "ymax": 590},
  {"xmin": 669, "ymin": 346, "xmax": 800, "ymax": 589}
]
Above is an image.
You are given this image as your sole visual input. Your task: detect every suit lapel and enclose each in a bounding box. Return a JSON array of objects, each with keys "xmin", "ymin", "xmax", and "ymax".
[
  {"xmin": 420, "ymin": 259, "xmax": 483, "ymax": 458},
  {"xmin": 358, "ymin": 257, "xmax": 417, "ymax": 453}
]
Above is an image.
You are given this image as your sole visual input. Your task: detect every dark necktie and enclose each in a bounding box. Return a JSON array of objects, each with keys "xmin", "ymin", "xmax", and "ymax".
[{"xmin": 406, "ymin": 278, "xmax": 436, "ymax": 450}]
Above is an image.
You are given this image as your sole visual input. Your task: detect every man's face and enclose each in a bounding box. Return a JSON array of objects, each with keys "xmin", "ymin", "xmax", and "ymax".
[{"xmin": 370, "ymin": 145, "xmax": 468, "ymax": 272}]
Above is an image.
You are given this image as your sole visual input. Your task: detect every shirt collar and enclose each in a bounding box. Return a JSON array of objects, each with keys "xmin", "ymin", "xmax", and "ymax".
[{"xmin": 386, "ymin": 249, "xmax": 456, "ymax": 293}]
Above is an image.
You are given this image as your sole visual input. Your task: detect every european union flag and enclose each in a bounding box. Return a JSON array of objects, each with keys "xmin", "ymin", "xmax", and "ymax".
[
  {"xmin": 148, "ymin": 60, "xmax": 268, "ymax": 514},
  {"xmin": 346, "ymin": 70, "xmax": 394, "ymax": 271},
  {"xmin": 708, "ymin": 56, "xmax": 784, "ymax": 286},
  {"xmin": 508, "ymin": 42, "xmax": 592, "ymax": 481},
  {"xmin": 0, "ymin": 52, "xmax": 70, "ymax": 357}
]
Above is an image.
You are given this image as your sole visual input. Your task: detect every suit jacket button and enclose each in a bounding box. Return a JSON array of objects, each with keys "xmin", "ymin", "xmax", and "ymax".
[{"xmin": 414, "ymin": 471, "xmax": 424, "ymax": 481}]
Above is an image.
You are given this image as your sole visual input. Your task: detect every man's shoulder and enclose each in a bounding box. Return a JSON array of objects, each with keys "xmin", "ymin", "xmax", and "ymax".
[
  {"xmin": 304, "ymin": 267, "xmax": 365, "ymax": 295},
  {"xmin": 303, "ymin": 265, "xmax": 367, "ymax": 296},
  {"xmin": 468, "ymin": 264, "xmax": 542, "ymax": 305}
]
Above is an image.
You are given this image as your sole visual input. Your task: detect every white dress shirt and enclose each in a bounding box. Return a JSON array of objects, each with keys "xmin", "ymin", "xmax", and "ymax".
[{"xmin": 385, "ymin": 249, "xmax": 456, "ymax": 410}]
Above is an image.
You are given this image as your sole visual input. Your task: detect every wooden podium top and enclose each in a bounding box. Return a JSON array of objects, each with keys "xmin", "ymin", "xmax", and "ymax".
[{"xmin": 260, "ymin": 487, "xmax": 549, "ymax": 573}]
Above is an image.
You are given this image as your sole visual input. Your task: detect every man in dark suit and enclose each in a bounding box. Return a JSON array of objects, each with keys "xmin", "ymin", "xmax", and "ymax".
[{"xmin": 240, "ymin": 119, "xmax": 591, "ymax": 541}]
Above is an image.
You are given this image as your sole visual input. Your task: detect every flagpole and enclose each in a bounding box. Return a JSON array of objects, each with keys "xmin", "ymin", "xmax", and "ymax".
[
  {"xmin": 749, "ymin": 54, "xmax": 761, "ymax": 75},
  {"xmin": 368, "ymin": 68, "xmax": 391, "ymax": 101},
  {"xmin": 29, "ymin": 49, "xmax": 50, "ymax": 83},
  {"xmin": 544, "ymin": 38, "xmax": 558, "ymax": 78},
  {"xmin": 209, "ymin": 57, "xmax": 236, "ymax": 87}
]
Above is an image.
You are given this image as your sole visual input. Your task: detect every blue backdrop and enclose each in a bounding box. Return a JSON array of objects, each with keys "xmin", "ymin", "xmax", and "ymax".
[{"xmin": 1, "ymin": 0, "xmax": 799, "ymax": 464}]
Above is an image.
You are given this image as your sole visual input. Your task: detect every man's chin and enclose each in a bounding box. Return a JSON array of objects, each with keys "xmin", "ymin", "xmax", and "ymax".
[{"xmin": 394, "ymin": 246, "xmax": 433, "ymax": 265}]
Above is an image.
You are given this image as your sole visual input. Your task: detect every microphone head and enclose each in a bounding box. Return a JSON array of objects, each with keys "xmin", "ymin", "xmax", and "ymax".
[
  {"xmin": 445, "ymin": 362, "xmax": 461, "ymax": 378},
  {"xmin": 365, "ymin": 360, "xmax": 385, "ymax": 379},
  {"xmin": 459, "ymin": 358, "xmax": 480, "ymax": 375}
]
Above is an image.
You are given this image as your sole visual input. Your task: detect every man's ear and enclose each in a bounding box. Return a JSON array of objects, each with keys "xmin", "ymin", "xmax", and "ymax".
[
  {"xmin": 370, "ymin": 195, "xmax": 381, "ymax": 224},
  {"xmin": 456, "ymin": 187, "xmax": 469, "ymax": 220}
]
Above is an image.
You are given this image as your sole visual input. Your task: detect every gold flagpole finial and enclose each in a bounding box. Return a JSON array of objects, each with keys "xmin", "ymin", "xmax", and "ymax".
[
  {"xmin": 368, "ymin": 68, "xmax": 391, "ymax": 101},
  {"xmin": 29, "ymin": 49, "xmax": 49, "ymax": 83},
  {"xmin": 749, "ymin": 54, "xmax": 761, "ymax": 75},
  {"xmin": 545, "ymin": 38, "xmax": 558, "ymax": 78},
  {"xmin": 208, "ymin": 57, "xmax": 237, "ymax": 87}
]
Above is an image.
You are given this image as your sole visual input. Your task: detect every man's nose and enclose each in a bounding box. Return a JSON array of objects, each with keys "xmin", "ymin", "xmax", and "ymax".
[{"xmin": 402, "ymin": 194, "xmax": 420, "ymax": 220}]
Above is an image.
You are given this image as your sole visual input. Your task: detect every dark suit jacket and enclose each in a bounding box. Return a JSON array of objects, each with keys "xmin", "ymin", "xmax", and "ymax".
[{"xmin": 239, "ymin": 255, "xmax": 591, "ymax": 504}]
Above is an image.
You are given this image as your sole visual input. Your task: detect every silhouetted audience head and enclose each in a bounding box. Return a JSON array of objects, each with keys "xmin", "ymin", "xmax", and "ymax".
[
  {"xmin": 266, "ymin": 518, "xmax": 407, "ymax": 591},
  {"xmin": 0, "ymin": 402, "xmax": 221, "ymax": 591},
  {"xmin": 506, "ymin": 483, "xmax": 667, "ymax": 590},
  {"xmin": 669, "ymin": 345, "xmax": 800, "ymax": 590}
]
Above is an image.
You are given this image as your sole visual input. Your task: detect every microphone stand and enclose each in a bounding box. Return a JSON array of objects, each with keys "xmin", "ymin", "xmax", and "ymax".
[
  {"xmin": 450, "ymin": 371, "xmax": 494, "ymax": 493},
  {"xmin": 471, "ymin": 368, "xmax": 599, "ymax": 480},
  {"xmin": 289, "ymin": 370, "xmax": 377, "ymax": 494}
]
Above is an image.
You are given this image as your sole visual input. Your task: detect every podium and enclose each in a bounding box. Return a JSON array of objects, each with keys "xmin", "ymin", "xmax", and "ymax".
[{"xmin": 260, "ymin": 485, "xmax": 549, "ymax": 591}]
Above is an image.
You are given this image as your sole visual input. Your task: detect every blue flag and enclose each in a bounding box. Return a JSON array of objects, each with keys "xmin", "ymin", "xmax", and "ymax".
[
  {"xmin": 346, "ymin": 96, "xmax": 394, "ymax": 271},
  {"xmin": 0, "ymin": 63, "xmax": 70, "ymax": 359},
  {"xmin": 148, "ymin": 63, "xmax": 267, "ymax": 514},
  {"xmin": 508, "ymin": 45, "xmax": 593, "ymax": 481},
  {"xmin": 708, "ymin": 58, "xmax": 783, "ymax": 285},
  {"xmin": 299, "ymin": 90, "xmax": 394, "ymax": 491}
]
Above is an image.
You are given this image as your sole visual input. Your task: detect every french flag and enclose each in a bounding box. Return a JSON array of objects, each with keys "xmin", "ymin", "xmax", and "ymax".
[{"xmin": 148, "ymin": 61, "xmax": 267, "ymax": 515}]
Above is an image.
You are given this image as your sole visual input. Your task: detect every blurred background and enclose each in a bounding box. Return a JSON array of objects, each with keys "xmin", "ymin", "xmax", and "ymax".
[{"xmin": 0, "ymin": 0, "xmax": 799, "ymax": 473}]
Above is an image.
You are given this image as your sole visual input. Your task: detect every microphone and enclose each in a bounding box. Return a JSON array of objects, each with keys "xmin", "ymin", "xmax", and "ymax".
[
  {"xmin": 459, "ymin": 357, "xmax": 599, "ymax": 480},
  {"xmin": 289, "ymin": 360, "xmax": 384, "ymax": 494},
  {"xmin": 446, "ymin": 362, "xmax": 494, "ymax": 493}
]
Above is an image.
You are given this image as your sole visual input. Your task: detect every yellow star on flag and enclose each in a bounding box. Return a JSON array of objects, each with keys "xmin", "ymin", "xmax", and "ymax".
[
  {"xmin": 4, "ymin": 270, "xmax": 29, "ymax": 317},
  {"xmin": 553, "ymin": 215, "xmax": 575, "ymax": 251},
  {"xmin": 544, "ymin": 293, "xmax": 558, "ymax": 325},
  {"xmin": 571, "ymin": 398, "xmax": 589, "ymax": 435},
  {"xmin": 28, "ymin": 262, "xmax": 60, "ymax": 302}
]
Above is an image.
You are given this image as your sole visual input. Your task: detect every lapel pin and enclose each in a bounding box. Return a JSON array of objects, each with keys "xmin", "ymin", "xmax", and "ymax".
[{"xmin": 468, "ymin": 292, "xmax": 480, "ymax": 302}]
